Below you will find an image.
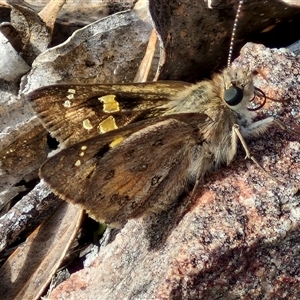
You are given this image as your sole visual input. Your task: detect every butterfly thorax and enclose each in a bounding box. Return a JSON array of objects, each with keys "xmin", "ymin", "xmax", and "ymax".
[{"xmin": 172, "ymin": 67, "xmax": 256, "ymax": 174}]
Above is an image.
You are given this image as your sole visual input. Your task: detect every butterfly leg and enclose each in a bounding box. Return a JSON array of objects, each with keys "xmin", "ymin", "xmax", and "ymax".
[
  {"xmin": 273, "ymin": 119, "xmax": 300, "ymax": 138},
  {"xmin": 232, "ymin": 124, "xmax": 280, "ymax": 183},
  {"xmin": 241, "ymin": 116, "xmax": 299, "ymax": 138}
]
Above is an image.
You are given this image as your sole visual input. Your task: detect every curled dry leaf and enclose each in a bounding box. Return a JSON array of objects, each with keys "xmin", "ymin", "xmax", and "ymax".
[
  {"xmin": 25, "ymin": 0, "xmax": 135, "ymax": 26},
  {"xmin": 0, "ymin": 182, "xmax": 55, "ymax": 253},
  {"xmin": 0, "ymin": 30, "xmax": 30, "ymax": 81},
  {"xmin": 24, "ymin": 9, "xmax": 153, "ymax": 94},
  {"xmin": 0, "ymin": 201, "xmax": 83, "ymax": 300},
  {"xmin": 8, "ymin": 0, "xmax": 50, "ymax": 64},
  {"xmin": 0, "ymin": 21, "xmax": 23, "ymax": 52},
  {"xmin": 0, "ymin": 120, "xmax": 47, "ymax": 208},
  {"xmin": 0, "ymin": 78, "xmax": 47, "ymax": 210}
]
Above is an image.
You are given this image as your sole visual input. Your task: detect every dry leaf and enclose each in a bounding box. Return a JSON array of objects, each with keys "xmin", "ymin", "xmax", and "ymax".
[
  {"xmin": 133, "ymin": 29, "xmax": 158, "ymax": 82},
  {"xmin": 0, "ymin": 30, "xmax": 30, "ymax": 81},
  {"xmin": 0, "ymin": 78, "xmax": 47, "ymax": 210},
  {"xmin": 0, "ymin": 201, "xmax": 83, "ymax": 300},
  {"xmin": 25, "ymin": 0, "xmax": 134, "ymax": 26},
  {"xmin": 38, "ymin": 0, "xmax": 66, "ymax": 35},
  {"xmin": 149, "ymin": 0, "xmax": 300, "ymax": 81},
  {"xmin": 24, "ymin": 9, "xmax": 153, "ymax": 94},
  {"xmin": 8, "ymin": 1, "xmax": 50, "ymax": 64}
]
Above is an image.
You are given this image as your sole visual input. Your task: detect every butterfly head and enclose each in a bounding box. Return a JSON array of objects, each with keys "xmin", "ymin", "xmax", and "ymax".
[{"xmin": 215, "ymin": 67, "xmax": 254, "ymax": 113}]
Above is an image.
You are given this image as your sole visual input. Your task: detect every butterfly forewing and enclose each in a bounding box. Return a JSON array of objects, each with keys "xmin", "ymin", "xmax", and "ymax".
[
  {"xmin": 40, "ymin": 114, "xmax": 207, "ymax": 227},
  {"xmin": 27, "ymin": 81, "xmax": 192, "ymax": 146}
]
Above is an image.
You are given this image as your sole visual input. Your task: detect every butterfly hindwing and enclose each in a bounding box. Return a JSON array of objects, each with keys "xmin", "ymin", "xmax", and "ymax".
[{"xmin": 40, "ymin": 113, "xmax": 207, "ymax": 227}]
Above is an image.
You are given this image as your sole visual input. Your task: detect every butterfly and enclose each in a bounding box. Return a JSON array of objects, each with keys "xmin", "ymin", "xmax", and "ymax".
[{"xmin": 26, "ymin": 67, "xmax": 285, "ymax": 227}]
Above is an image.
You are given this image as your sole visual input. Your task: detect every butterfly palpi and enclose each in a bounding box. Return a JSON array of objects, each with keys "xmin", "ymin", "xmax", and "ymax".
[{"xmin": 26, "ymin": 67, "xmax": 290, "ymax": 227}]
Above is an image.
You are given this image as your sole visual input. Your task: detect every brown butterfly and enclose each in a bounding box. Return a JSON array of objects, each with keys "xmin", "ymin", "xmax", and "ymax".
[{"xmin": 26, "ymin": 67, "xmax": 289, "ymax": 227}]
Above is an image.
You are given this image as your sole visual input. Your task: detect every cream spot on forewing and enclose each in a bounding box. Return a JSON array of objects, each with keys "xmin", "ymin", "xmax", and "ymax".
[
  {"xmin": 83, "ymin": 119, "xmax": 94, "ymax": 131},
  {"xmin": 66, "ymin": 89, "xmax": 76, "ymax": 102},
  {"xmin": 98, "ymin": 116, "xmax": 118, "ymax": 133},
  {"xmin": 98, "ymin": 95, "xmax": 120, "ymax": 113},
  {"xmin": 75, "ymin": 160, "xmax": 81, "ymax": 167},
  {"xmin": 79, "ymin": 145, "xmax": 87, "ymax": 158},
  {"xmin": 63, "ymin": 100, "xmax": 71, "ymax": 107},
  {"xmin": 109, "ymin": 137, "xmax": 124, "ymax": 148}
]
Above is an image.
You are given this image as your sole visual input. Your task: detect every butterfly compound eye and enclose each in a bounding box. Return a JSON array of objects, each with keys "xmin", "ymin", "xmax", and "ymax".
[{"xmin": 224, "ymin": 86, "xmax": 243, "ymax": 106}]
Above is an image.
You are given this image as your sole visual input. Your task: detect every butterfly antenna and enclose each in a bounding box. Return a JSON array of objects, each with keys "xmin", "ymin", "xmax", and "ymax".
[{"xmin": 227, "ymin": 0, "xmax": 244, "ymax": 67}]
